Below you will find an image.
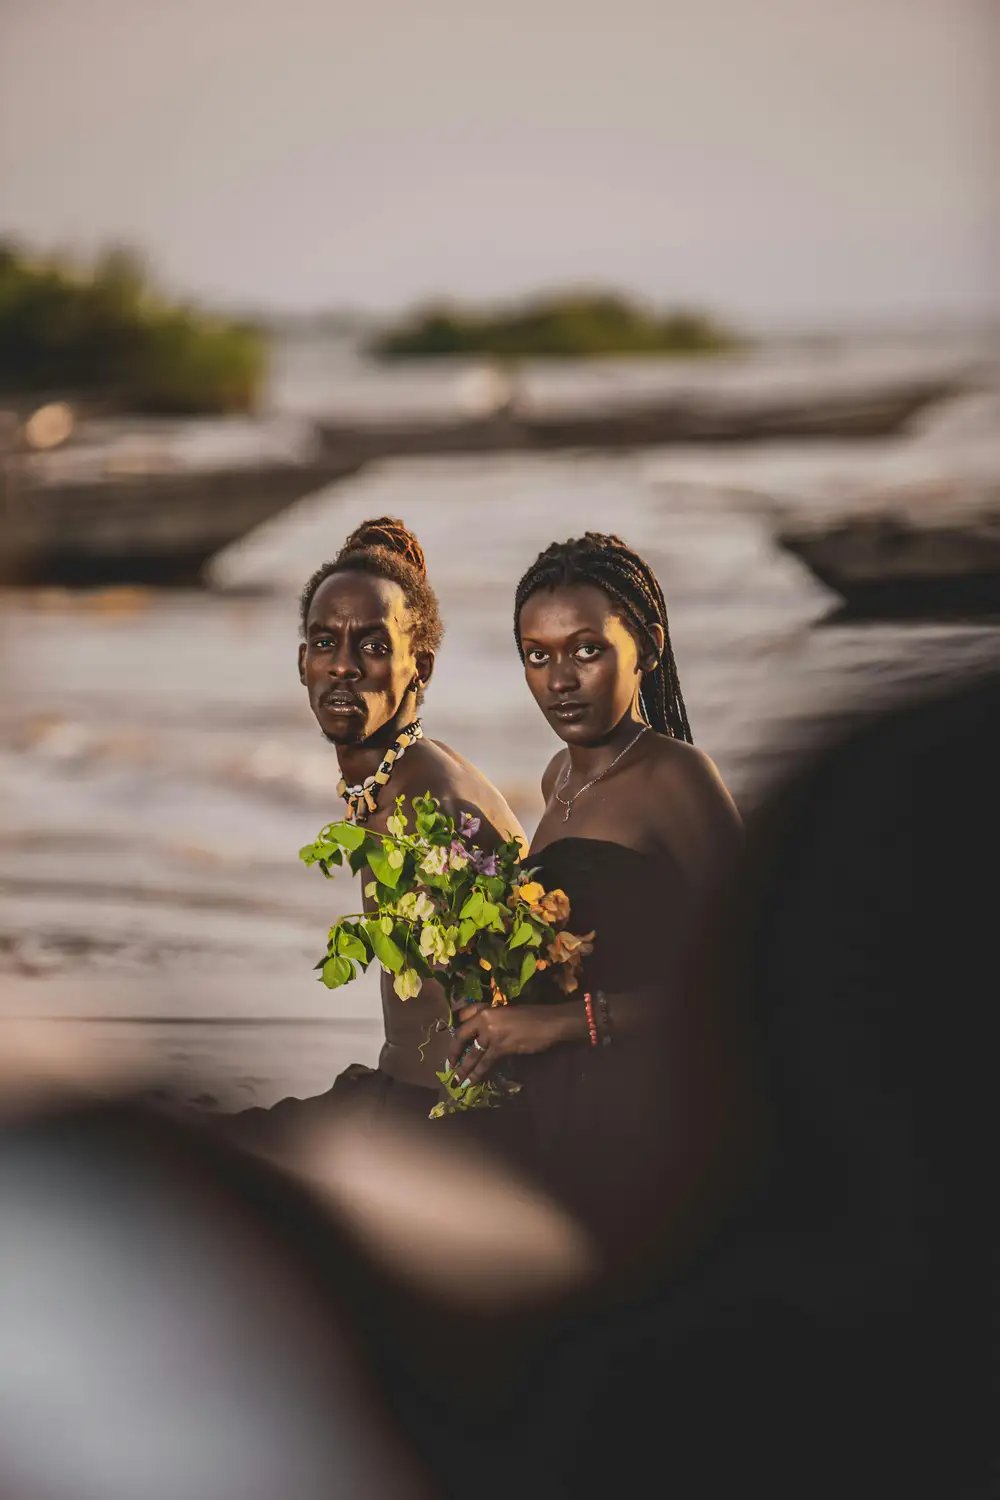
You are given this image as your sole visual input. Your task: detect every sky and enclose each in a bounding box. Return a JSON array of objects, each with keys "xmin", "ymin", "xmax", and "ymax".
[{"xmin": 0, "ymin": 0, "xmax": 997, "ymax": 327}]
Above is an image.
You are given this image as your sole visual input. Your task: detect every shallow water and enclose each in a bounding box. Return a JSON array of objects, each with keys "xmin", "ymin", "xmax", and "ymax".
[{"xmin": 3, "ymin": 342, "xmax": 999, "ymax": 1106}]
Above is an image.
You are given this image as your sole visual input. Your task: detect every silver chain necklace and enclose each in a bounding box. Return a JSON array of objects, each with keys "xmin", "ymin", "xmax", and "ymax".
[{"xmin": 554, "ymin": 723, "xmax": 649, "ymax": 822}]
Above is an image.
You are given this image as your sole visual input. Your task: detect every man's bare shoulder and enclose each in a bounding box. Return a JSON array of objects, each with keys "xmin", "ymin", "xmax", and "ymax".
[{"xmin": 415, "ymin": 739, "xmax": 526, "ymax": 848}]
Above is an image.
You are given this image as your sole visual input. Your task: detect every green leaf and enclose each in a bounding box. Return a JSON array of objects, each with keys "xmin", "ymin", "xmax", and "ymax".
[
  {"xmin": 477, "ymin": 933, "xmax": 505, "ymax": 971},
  {"xmin": 321, "ymin": 954, "xmax": 354, "ymax": 989},
  {"xmin": 364, "ymin": 919, "xmax": 405, "ymax": 973},
  {"xmin": 458, "ymin": 918, "xmax": 478, "ymax": 948},
  {"xmin": 299, "ymin": 841, "xmax": 343, "ymax": 868},
  {"xmin": 459, "ymin": 890, "xmax": 486, "ymax": 922},
  {"xmin": 457, "ymin": 971, "xmax": 484, "ymax": 1002},
  {"xmin": 509, "ymin": 917, "xmax": 533, "ymax": 951},
  {"xmin": 336, "ymin": 929, "xmax": 370, "ymax": 966},
  {"xmin": 367, "ymin": 843, "xmax": 404, "ymax": 888},
  {"xmin": 328, "ymin": 821, "xmax": 367, "ymax": 851},
  {"xmin": 519, "ymin": 951, "xmax": 537, "ymax": 987},
  {"xmin": 349, "ymin": 842, "xmax": 373, "ymax": 875},
  {"xmin": 522, "ymin": 919, "xmax": 545, "ymax": 948}
]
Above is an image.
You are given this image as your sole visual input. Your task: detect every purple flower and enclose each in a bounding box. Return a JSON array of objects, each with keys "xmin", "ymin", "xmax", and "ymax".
[
  {"xmin": 469, "ymin": 849, "xmax": 498, "ymax": 877},
  {"xmin": 459, "ymin": 812, "xmax": 481, "ymax": 839},
  {"xmin": 448, "ymin": 839, "xmax": 471, "ymax": 871}
]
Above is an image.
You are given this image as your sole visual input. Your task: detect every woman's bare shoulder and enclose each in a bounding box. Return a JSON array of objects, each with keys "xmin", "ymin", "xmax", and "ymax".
[
  {"xmin": 540, "ymin": 749, "xmax": 569, "ymax": 802},
  {"xmin": 643, "ymin": 735, "xmax": 742, "ymax": 882}
]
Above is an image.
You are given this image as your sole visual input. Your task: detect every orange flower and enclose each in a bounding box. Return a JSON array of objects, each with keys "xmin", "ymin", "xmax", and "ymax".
[
  {"xmin": 547, "ymin": 928, "xmax": 595, "ymax": 994},
  {"xmin": 490, "ymin": 978, "xmax": 508, "ymax": 1007},
  {"xmin": 535, "ymin": 887, "xmax": 570, "ymax": 925},
  {"xmin": 546, "ymin": 928, "xmax": 595, "ymax": 966}
]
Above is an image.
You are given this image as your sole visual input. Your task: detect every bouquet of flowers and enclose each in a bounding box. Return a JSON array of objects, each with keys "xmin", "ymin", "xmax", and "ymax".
[{"xmin": 299, "ymin": 794, "xmax": 595, "ymax": 1114}]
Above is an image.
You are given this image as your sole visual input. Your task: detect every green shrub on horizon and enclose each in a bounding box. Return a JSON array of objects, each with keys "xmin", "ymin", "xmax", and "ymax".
[
  {"xmin": 371, "ymin": 290, "xmax": 741, "ymax": 359},
  {"xmin": 0, "ymin": 241, "xmax": 265, "ymax": 414}
]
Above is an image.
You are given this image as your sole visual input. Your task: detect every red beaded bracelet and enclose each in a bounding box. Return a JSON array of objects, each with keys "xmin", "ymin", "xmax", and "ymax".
[
  {"xmin": 583, "ymin": 991, "xmax": 599, "ymax": 1047},
  {"xmin": 595, "ymin": 988, "xmax": 612, "ymax": 1046}
]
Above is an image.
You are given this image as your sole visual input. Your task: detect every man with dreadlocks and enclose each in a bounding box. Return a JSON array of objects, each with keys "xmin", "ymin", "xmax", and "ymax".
[
  {"xmin": 444, "ymin": 532, "xmax": 744, "ymax": 1272},
  {"xmin": 232, "ymin": 516, "xmax": 525, "ymax": 1138}
]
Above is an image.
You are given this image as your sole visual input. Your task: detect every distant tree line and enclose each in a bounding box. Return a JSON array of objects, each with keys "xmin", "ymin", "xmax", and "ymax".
[
  {"xmin": 0, "ymin": 242, "xmax": 265, "ymax": 414},
  {"xmin": 371, "ymin": 290, "xmax": 741, "ymax": 359}
]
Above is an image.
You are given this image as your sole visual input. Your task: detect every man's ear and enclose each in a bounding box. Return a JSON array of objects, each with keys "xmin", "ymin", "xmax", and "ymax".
[
  {"xmin": 415, "ymin": 650, "xmax": 434, "ymax": 689},
  {"xmin": 297, "ymin": 642, "xmax": 307, "ymax": 685},
  {"xmin": 640, "ymin": 623, "xmax": 665, "ymax": 675}
]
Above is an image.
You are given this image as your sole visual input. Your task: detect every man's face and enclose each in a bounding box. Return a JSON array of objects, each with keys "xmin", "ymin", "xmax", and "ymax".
[{"xmin": 299, "ymin": 571, "xmax": 427, "ymax": 745}]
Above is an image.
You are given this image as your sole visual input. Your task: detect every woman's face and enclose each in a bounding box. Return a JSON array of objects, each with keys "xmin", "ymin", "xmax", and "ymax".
[{"xmin": 519, "ymin": 583, "xmax": 654, "ymax": 745}]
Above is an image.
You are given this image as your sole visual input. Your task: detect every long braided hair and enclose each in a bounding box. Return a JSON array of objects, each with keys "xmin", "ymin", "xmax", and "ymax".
[{"xmin": 513, "ymin": 532, "xmax": 693, "ymax": 742}]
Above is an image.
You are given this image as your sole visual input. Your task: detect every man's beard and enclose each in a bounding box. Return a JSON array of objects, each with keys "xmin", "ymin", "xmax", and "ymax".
[{"xmin": 320, "ymin": 725, "xmax": 366, "ymax": 747}]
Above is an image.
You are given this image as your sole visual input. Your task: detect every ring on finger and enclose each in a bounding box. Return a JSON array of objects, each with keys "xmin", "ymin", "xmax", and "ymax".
[{"xmin": 472, "ymin": 1037, "xmax": 486, "ymax": 1053}]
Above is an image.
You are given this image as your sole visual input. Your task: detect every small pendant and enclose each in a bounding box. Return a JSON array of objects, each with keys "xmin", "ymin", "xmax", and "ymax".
[{"xmin": 563, "ymin": 802, "xmax": 573, "ymax": 822}]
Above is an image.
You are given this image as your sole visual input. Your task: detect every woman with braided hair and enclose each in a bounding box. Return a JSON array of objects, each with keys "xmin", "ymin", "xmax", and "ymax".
[{"xmin": 445, "ymin": 532, "xmax": 744, "ymax": 1272}]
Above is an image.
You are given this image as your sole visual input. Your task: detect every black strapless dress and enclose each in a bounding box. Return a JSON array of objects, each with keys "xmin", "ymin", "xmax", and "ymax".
[
  {"xmin": 443, "ymin": 836, "xmax": 705, "ymax": 1268},
  {"xmin": 227, "ymin": 836, "xmax": 720, "ymax": 1272}
]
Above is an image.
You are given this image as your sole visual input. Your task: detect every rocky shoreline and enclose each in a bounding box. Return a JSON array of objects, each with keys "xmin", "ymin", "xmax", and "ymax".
[
  {"xmin": 777, "ymin": 479, "xmax": 1000, "ymax": 616},
  {"xmin": 4, "ymin": 338, "xmax": 995, "ymax": 589}
]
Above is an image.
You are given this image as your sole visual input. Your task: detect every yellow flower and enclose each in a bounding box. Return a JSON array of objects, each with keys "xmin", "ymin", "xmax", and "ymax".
[
  {"xmin": 419, "ymin": 922, "xmax": 458, "ymax": 964},
  {"xmin": 420, "ymin": 845, "xmax": 449, "ymax": 876},
  {"xmin": 397, "ymin": 889, "xmax": 436, "ymax": 922},
  {"xmin": 386, "ymin": 813, "xmax": 406, "ymax": 837},
  {"xmin": 479, "ymin": 958, "xmax": 492, "ymax": 970},
  {"xmin": 516, "ymin": 880, "xmax": 545, "ymax": 906},
  {"xmin": 393, "ymin": 968, "xmax": 422, "ymax": 1000},
  {"xmin": 387, "ymin": 847, "xmax": 404, "ymax": 870}
]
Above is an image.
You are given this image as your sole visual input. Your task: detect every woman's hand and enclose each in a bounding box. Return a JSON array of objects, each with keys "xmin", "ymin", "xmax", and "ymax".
[{"xmin": 448, "ymin": 1002, "xmax": 586, "ymax": 1087}]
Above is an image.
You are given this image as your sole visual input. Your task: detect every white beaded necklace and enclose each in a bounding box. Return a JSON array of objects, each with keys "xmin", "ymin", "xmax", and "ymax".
[{"xmin": 337, "ymin": 719, "xmax": 423, "ymax": 823}]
